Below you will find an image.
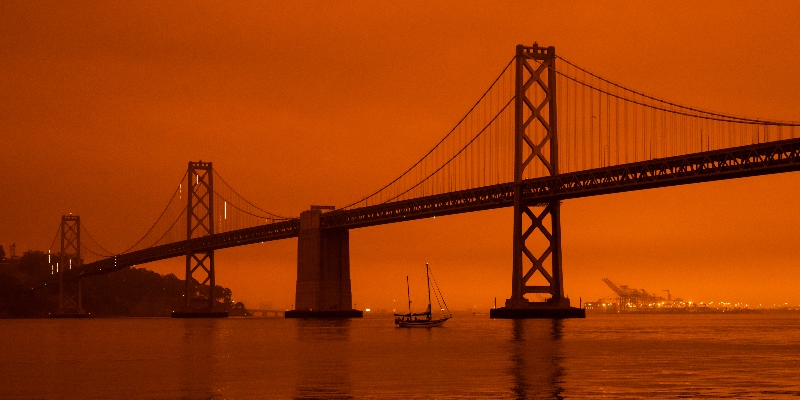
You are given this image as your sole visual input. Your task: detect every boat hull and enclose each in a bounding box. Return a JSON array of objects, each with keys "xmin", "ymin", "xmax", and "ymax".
[{"xmin": 396, "ymin": 317, "xmax": 449, "ymax": 328}]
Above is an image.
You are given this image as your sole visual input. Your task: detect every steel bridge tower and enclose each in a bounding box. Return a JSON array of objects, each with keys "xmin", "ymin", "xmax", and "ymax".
[
  {"xmin": 172, "ymin": 161, "xmax": 227, "ymax": 317},
  {"xmin": 56, "ymin": 214, "xmax": 86, "ymax": 316},
  {"xmin": 491, "ymin": 44, "xmax": 584, "ymax": 318}
]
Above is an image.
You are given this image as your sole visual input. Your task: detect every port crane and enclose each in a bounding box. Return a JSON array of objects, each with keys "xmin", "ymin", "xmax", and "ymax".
[{"xmin": 602, "ymin": 278, "xmax": 666, "ymax": 310}]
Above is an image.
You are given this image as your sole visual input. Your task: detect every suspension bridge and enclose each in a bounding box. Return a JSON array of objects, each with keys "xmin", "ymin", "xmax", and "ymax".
[{"xmin": 43, "ymin": 43, "xmax": 800, "ymax": 318}]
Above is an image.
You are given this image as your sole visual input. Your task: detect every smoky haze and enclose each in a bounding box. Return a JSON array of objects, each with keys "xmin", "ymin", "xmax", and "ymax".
[{"xmin": 2, "ymin": 1, "xmax": 799, "ymax": 311}]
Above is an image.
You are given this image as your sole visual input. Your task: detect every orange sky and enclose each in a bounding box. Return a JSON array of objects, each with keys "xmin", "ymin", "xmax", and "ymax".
[{"xmin": 2, "ymin": 1, "xmax": 800, "ymax": 311}]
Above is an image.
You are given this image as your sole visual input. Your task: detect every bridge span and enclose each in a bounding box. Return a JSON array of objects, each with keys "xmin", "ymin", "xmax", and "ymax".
[
  {"xmin": 43, "ymin": 43, "xmax": 800, "ymax": 319},
  {"xmin": 63, "ymin": 137, "xmax": 800, "ymax": 280}
]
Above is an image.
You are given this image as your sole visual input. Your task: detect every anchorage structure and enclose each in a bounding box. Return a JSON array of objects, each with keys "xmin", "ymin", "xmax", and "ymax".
[
  {"xmin": 285, "ymin": 205, "xmax": 361, "ymax": 318},
  {"xmin": 491, "ymin": 44, "xmax": 584, "ymax": 318}
]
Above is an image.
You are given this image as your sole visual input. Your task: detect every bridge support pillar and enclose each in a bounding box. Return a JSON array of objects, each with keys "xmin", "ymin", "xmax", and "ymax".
[
  {"xmin": 52, "ymin": 215, "xmax": 89, "ymax": 318},
  {"xmin": 286, "ymin": 207, "xmax": 362, "ymax": 318},
  {"xmin": 172, "ymin": 161, "xmax": 227, "ymax": 318},
  {"xmin": 491, "ymin": 43, "xmax": 584, "ymax": 319}
]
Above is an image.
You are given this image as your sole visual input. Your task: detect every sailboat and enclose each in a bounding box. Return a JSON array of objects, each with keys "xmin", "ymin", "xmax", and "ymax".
[{"xmin": 394, "ymin": 263, "xmax": 451, "ymax": 327}]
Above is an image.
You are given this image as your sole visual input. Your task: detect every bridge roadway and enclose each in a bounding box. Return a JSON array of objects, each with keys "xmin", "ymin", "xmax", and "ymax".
[{"xmin": 64, "ymin": 137, "xmax": 800, "ymax": 281}]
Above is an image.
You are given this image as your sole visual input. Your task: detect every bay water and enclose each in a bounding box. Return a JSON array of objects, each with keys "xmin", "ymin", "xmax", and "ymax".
[{"xmin": 1, "ymin": 313, "xmax": 799, "ymax": 399}]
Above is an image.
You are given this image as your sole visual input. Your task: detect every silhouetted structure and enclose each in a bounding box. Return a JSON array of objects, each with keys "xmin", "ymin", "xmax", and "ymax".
[
  {"xmin": 52, "ymin": 215, "xmax": 88, "ymax": 318},
  {"xmin": 489, "ymin": 44, "xmax": 582, "ymax": 318},
  {"xmin": 172, "ymin": 161, "xmax": 227, "ymax": 318},
  {"xmin": 286, "ymin": 206, "xmax": 360, "ymax": 318},
  {"xmin": 38, "ymin": 43, "xmax": 800, "ymax": 319}
]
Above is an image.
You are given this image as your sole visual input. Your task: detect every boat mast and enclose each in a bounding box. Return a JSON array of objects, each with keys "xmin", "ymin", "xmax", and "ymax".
[
  {"xmin": 406, "ymin": 276, "xmax": 411, "ymax": 315},
  {"xmin": 426, "ymin": 263, "xmax": 432, "ymax": 320}
]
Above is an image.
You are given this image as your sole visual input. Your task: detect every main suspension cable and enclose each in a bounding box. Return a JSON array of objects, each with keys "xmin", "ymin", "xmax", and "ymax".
[
  {"xmin": 558, "ymin": 71, "xmax": 800, "ymax": 126},
  {"xmin": 556, "ymin": 55, "xmax": 800, "ymax": 126},
  {"xmin": 341, "ymin": 56, "xmax": 516, "ymax": 210},
  {"xmin": 81, "ymin": 223, "xmax": 115, "ymax": 256},
  {"xmin": 48, "ymin": 225, "xmax": 60, "ymax": 252},
  {"xmin": 119, "ymin": 171, "xmax": 187, "ymax": 254},
  {"xmin": 212, "ymin": 169, "xmax": 288, "ymax": 220},
  {"xmin": 383, "ymin": 97, "xmax": 514, "ymax": 204},
  {"xmin": 143, "ymin": 208, "xmax": 186, "ymax": 249}
]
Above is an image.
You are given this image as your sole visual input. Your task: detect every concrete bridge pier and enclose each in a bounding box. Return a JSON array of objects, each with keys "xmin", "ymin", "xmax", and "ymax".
[{"xmin": 286, "ymin": 206, "xmax": 363, "ymax": 318}]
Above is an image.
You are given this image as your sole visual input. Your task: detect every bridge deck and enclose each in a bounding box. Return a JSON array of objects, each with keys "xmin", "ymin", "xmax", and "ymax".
[
  {"xmin": 322, "ymin": 137, "xmax": 800, "ymax": 229},
  {"xmin": 66, "ymin": 219, "xmax": 300, "ymax": 280},
  {"xmin": 62, "ymin": 137, "xmax": 800, "ymax": 282}
]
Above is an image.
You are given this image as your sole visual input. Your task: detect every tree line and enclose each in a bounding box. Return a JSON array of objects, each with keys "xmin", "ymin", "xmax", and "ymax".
[{"xmin": 0, "ymin": 250, "xmax": 247, "ymax": 318}]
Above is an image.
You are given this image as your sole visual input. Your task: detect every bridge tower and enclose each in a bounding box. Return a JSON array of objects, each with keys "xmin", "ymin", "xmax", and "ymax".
[
  {"xmin": 491, "ymin": 44, "xmax": 584, "ymax": 318},
  {"xmin": 285, "ymin": 206, "xmax": 362, "ymax": 318},
  {"xmin": 172, "ymin": 161, "xmax": 227, "ymax": 318},
  {"xmin": 56, "ymin": 214, "xmax": 86, "ymax": 316}
]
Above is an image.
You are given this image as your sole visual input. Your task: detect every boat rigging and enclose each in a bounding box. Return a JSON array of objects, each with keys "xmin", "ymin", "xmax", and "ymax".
[{"xmin": 395, "ymin": 263, "xmax": 451, "ymax": 327}]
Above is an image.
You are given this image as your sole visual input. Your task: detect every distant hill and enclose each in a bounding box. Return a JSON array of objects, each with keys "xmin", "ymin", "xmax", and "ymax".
[{"xmin": 0, "ymin": 250, "xmax": 244, "ymax": 317}]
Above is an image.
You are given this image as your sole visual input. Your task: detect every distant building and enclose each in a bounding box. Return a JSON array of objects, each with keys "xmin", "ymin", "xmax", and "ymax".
[
  {"xmin": 0, "ymin": 245, "xmax": 10, "ymax": 269},
  {"xmin": 584, "ymin": 301, "xmax": 618, "ymax": 312},
  {"xmin": 9, "ymin": 243, "xmax": 20, "ymax": 260}
]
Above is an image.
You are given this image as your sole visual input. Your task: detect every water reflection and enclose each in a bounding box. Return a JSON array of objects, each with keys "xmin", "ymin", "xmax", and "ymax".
[
  {"xmin": 509, "ymin": 319, "xmax": 565, "ymax": 399},
  {"xmin": 294, "ymin": 319, "xmax": 353, "ymax": 399},
  {"xmin": 178, "ymin": 319, "xmax": 228, "ymax": 399}
]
